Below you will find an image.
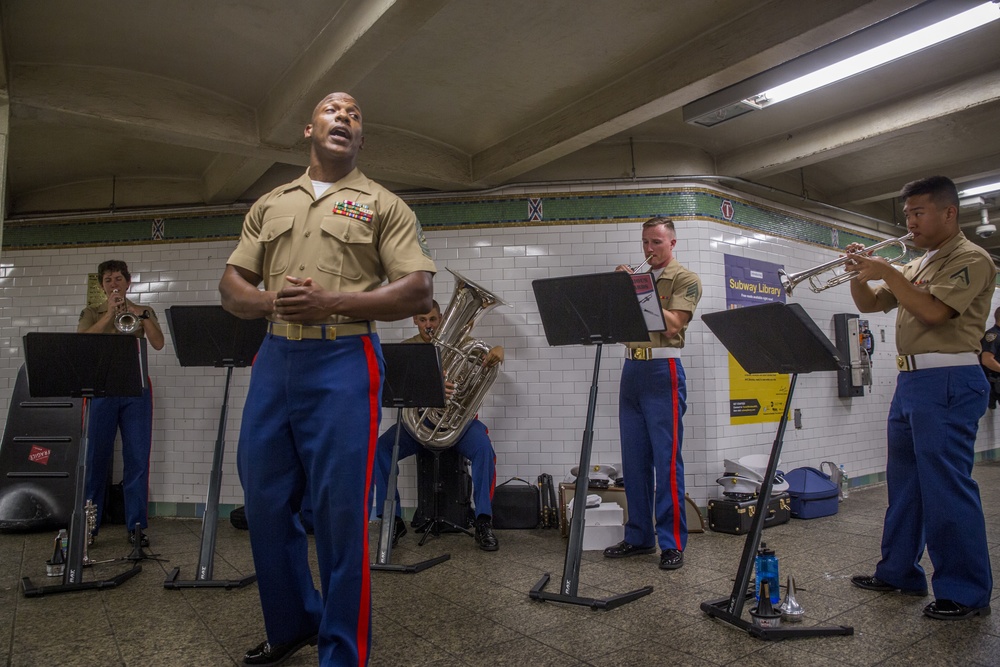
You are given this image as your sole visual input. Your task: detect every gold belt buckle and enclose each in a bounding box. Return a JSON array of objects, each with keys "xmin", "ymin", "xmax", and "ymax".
[
  {"xmin": 326, "ymin": 326, "xmax": 337, "ymax": 341},
  {"xmin": 286, "ymin": 323, "xmax": 303, "ymax": 341},
  {"xmin": 896, "ymin": 355, "xmax": 913, "ymax": 371},
  {"xmin": 632, "ymin": 347, "xmax": 649, "ymax": 360}
]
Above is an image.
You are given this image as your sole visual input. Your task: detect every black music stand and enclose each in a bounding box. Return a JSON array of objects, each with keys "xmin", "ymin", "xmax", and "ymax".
[
  {"xmin": 20, "ymin": 332, "xmax": 145, "ymax": 597},
  {"xmin": 372, "ymin": 343, "xmax": 450, "ymax": 573},
  {"xmin": 162, "ymin": 306, "xmax": 267, "ymax": 590},
  {"xmin": 529, "ymin": 272, "xmax": 654, "ymax": 610},
  {"xmin": 700, "ymin": 302, "xmax": 854, "ymax": 639}
]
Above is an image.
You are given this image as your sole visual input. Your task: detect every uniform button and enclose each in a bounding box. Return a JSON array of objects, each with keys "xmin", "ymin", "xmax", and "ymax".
[
  {"xmin": 299, "ymin": 264, "xmax": 306, "ymax": 271},
  {"xmin": 305, "ymin": 231, "xmax": 311, "ymax": 237}
]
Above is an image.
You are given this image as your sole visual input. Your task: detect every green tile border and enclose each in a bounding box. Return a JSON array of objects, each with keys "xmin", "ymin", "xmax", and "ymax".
[{"xmin": 1, "ymin": 186, "xmax": 905, "ymax": 259}]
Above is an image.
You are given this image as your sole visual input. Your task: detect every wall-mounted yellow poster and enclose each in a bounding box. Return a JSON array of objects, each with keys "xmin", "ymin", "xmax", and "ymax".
[{"xmin": 724, "ymin": 255, "xmax": 789, "ymax": 425}]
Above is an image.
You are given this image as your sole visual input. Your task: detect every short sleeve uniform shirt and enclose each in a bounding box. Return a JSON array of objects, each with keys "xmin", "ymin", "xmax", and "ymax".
[
  {"xmin": 626, "ymin": 260, "xmax": 702, "ymax": 349},
  {"xmin": 227, "ymin": 169, "xmax": 437, "ymax": 324},
  {"xmin": 872, "ymin": 234, "xmax": 996, "ymax": 355}
]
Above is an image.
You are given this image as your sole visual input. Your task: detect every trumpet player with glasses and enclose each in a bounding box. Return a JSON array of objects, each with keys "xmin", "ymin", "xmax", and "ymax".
[
  {"xmin": 373, "ymin": 299, "xmax": 502, "ymax": 552},
  {"xmin": 77, "ymin": 259, "xmax": 164, "ymax": 547},
  {"xmin": 605, "ymin": 217, "xmax": 701, "ymax": 571},
  {"xmin": 846, "ymin": 176, "xmax": 994, "ymax": 621}
]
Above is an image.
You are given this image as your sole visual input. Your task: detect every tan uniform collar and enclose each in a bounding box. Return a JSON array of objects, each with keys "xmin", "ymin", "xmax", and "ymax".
[
  {"xmin": 285, "ymin": 168, "xmax": 374, "ymax": 202},
  {"xmin": 911, "ymin": 232, "xmax": 964, "ymax": 280},
  {"xmin": 654, "ymin": 258, "xmax": 680, "ymax": 280}
]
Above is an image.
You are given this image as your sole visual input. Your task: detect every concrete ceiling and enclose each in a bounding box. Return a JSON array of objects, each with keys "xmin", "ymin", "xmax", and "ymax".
[{"xmin": 2, "ymin": 0, "xmax": 1000, "ymax": 254}]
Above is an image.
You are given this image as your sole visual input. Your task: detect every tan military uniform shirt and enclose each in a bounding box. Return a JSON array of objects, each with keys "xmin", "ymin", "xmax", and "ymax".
[
  {"xmin": 872, "ymin": 233, "xmax": 997, "ymax": 355},
  {"xmin": 78, "ymin": 298, "xmax": 159, "ymax": 338},
  {"xmin": 227, "ymin": 169, "xmax": 437, "ymax": 325},
  {"xmin": 626, "ymin": 260, "xmax": 702, "ymax": 349}
]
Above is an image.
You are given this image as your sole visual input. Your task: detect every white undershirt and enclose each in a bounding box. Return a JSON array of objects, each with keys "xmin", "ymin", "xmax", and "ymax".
[
  {"xmin": 918, "ymin": 248, "xmax": 939, "ymax": 272},
  {"xmin": 312, "ymin": 180, "xmax": 334, "ymax": 198}
]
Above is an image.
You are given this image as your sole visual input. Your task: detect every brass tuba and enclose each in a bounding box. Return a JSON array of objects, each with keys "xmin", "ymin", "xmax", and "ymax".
[{"xmin": 401, "ymin": 268, "xmax": 507, "ymax": 450}]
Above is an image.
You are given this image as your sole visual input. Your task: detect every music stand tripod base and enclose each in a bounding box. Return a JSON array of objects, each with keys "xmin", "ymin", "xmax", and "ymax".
[
  {"xmin": 371, "ymin": 343, "xmax": 452, "ymax": 574},
  {"xmin": 22, "ymin": 565, "xmax": 142, "ymax": 598},
  {"xmin": 530, "ymin": 574, "xmax": 653, "ymax": 611},
  {"xmin": 164, "ymin": 568, "xmax": 257, "ymax": 590},
  {"xmin": 160, "ymin": 306, "xmax": 266, "ymax": 591},
  {"xmin": 529, "ymin": 271, "xmax": 659, "ymax": 611},
  {"xmin": 699, "ymin": 303, "xmax": 853, "ymax": 640},
  {"xmin": 20, "ymin": 333, "xmax": 149, "ymax": 598}
]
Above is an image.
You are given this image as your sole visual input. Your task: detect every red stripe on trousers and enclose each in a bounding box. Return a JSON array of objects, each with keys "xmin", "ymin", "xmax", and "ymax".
[
  {"xmin": 356, "ymin": 337, "xmax": 380, "ymax": 666},
  {"xmin": 668, "ymin": 359, "xmax": 682, "ymax": 549}
]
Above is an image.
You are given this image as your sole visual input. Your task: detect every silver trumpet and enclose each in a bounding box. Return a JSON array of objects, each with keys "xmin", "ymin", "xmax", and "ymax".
[
  {"xmin": 628, "ymin": 254, "xmax": 653, "ymax": 273},
  {"xmin": 779, "ymin": 232, "xmax": 913, "ymax": 296},
  {"xmin": 111, "ymin": 289, "xmax": 145, "ymax": 333}
]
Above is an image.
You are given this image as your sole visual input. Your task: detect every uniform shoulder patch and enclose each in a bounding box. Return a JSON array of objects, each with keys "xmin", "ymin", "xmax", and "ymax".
[
  {"xmin": 986, "ymin": 332, "xmax": 998, "ymax": 343},
  {"xmin": 414, "ymin": 217, "xmax": 432, "ymax": 259},
  {"xmin": 949, "ymin": 266, "xmax": 971, "ymax": 287}
]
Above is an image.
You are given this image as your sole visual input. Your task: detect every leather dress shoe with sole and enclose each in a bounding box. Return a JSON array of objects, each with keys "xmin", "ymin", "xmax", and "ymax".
[
  {"xmin": 923, "ymin": 599, "xmax": 991, "ymax": 621},
  {"xmin": 603, "ymin": 540, "xmax": 656, "ymax": 558},
  {"xmin": 850, "ymin": 575, "xmax": 927, "ymax": 596},
  {"xmin": 659, "ymin": 548, "xmax": 683, "ymax": 570},
  {"xmin": 475, "ymin": 518, "xmax": 499, "ymax": 551},
  {"xmin": 243, "ymin": 633, "xmax": 318, "ymax": 666}
]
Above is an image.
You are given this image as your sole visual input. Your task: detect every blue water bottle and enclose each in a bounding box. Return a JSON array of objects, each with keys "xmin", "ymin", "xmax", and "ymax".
[{"xmin": 755, "ymin": 542, "xmax": 780, "ymax": 604}]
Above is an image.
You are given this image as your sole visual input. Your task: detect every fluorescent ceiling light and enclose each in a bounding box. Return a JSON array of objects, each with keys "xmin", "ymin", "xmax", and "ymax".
[
  {"xmin": 959, "ymin": 181, "xmax": 1000, "ymax": 198},
  {"xmin": 747, "ymin": 3, "xmax": 1000, "ymax": 108},
  {"xmin": 684, "ymin": 1, "xmax": 1000, "ymax": 127}
]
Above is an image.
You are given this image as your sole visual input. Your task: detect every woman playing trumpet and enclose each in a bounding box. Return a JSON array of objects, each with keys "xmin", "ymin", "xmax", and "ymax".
[{"xmin": 77, "ymin": 259, "xmax": 163, "ymax": 547}]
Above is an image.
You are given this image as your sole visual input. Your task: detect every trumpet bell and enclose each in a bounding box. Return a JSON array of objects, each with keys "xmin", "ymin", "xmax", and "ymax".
[{"xmin": 115, "ymin": 312, "xmax": 140, "ymax": 334}]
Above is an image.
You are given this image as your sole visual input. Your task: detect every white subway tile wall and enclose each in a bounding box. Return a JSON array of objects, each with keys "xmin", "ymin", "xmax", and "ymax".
[{"xmin": 1, "ymin": 215, "xmax": 998, "ymax": 515}]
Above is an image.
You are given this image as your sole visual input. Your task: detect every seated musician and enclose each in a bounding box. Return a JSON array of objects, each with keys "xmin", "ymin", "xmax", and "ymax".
[{"xmin": 373, "ymin": 300, "xmax": 502, "ymax": 551}]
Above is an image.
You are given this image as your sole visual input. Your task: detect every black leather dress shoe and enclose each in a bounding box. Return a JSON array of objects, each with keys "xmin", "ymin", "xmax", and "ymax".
[
  {"xmin": 243, "ymin": 633, "xmax": 318, "ymax": 666},
  {"xmin": 851, "ymin": 574, "xmax": 927, "ymax": 596},
  {"xmin": 603, "ymin": 540, "xmax": 656, "ymax": 558},
  {"xmin": 475, "ymin": 517, "xmax": 499, "ymax": 551},
  {"xmin": 659, "ymin": 549, "xmax": 684, "ymax": 570},
  {"xmin": 392, "ymin": 516, "xmax": 407, "ymax": 546},
  {"xmin": 923, "ymin": 599, "xmax": 991, "ymax": 621}
]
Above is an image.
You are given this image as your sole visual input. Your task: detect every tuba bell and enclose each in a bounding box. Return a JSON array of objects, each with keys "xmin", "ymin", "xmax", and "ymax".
[{"xmin": 401, "ymin": 268, "xmax": 507, "ymax": 450}]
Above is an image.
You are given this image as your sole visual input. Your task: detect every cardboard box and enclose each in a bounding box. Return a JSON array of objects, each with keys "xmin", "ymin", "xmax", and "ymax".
[
  {"xmin": 559, "ymin": 482, "xmax": 704, "ymax": 536},
  {"xmin": 579, "ymin": 524, "xmax": 625, "ymax": 551},
  {"xmin": 559, "ymin": 483, "xmax": 629, "ymax": 537}
]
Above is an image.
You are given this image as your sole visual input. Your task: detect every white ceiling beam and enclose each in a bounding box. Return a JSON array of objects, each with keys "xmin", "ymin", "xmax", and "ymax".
[
  {"xmin": 837, "ymin": 159, "xmax": 1000, "ymax": 205},
  {"xmin": 10, "ymin": 64, "xmax": 303, "ymax": 163},
  {"xmin": 202, "ymin": 154, "xmax": 275, "ymax": 204},
  {"xmin": 469, "ymin": 0, "xmax": 919, "ymax": 185},
  {"xmin": 717, "ymin": 70, "xmax": 1000, "ymax": 179},
  {"xmin": 257, "ymin": 0, "xmax": 453, "ymax": 145}
]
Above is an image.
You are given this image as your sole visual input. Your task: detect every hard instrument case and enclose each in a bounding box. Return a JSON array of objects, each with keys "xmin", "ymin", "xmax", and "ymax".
[
  {"xmin": 783, "ymin": 467, "xmax": 839, "ymax": 519},
  {"xmin": 412, "ymin": 447, "xmax": 474, "ymax": 531},
  {"xmin": 707, "ymin": 492, "xmax": 791, "ymax": 535},
  {"xmin": 492, "ymin": 477, "xmax": 540, "ymax": 529}
]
